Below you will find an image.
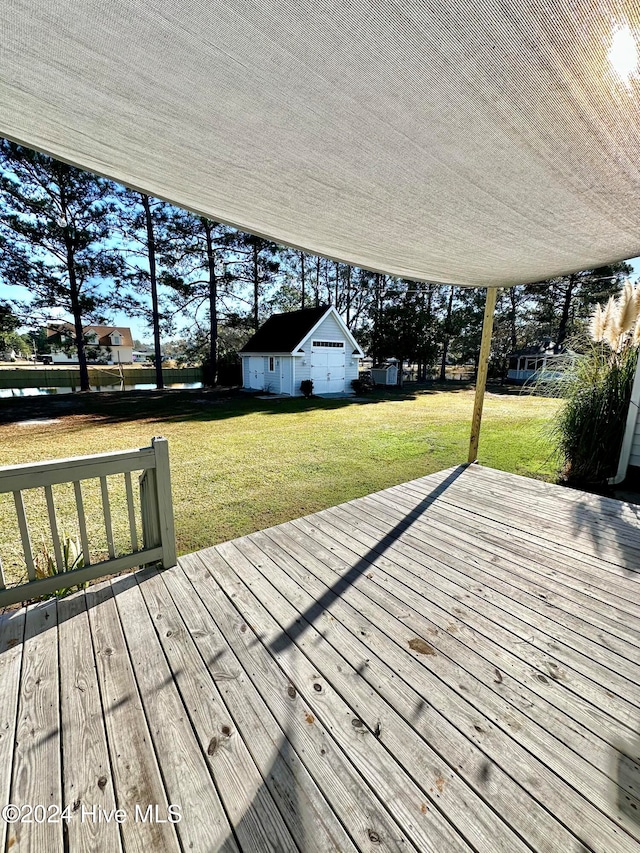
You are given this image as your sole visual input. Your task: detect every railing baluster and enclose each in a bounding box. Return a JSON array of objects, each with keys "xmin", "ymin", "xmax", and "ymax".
[
  {"xmin": 45, "ymin": 484, "xmax": 64, "ymax": 573},
  {"xmin": 100, "ymin": 476, "xmax": 116, "ymax": 559},
  {"xmin": 123, "ymin": 471, "xmax": 138, "ymax": 552},
  {"xmin": 73, "ymin": 481, "xmax": 91, "ymax": 567},
  {"xmin": 13, "ymin": 490, "xmax": 36, "ymax": 580},
  {"xmin": 0, "ymin": 439, "xmax": 175, "ymax": 608}
]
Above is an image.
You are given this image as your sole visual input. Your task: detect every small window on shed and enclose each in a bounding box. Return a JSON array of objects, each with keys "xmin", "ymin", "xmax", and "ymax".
[
  {"xmin": 269, "ymin": 356, "xmax": 275, "ymax": 371},
  {"xmin": 312, "ymin": 340, "xmax": 344, "ymax": 348}
]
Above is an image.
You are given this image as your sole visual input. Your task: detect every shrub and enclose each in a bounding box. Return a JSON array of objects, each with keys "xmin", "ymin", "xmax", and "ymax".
[
  {"xmin": 351, "ymin": 374, "xmax": 374, "ymax": 394},
  {"xmin": 300, "ymin": 379, "xmax": 313, "ymax": 398},
  {"xmin": 552, "ymin": 283, "xmax": 640, "ymax": 487}
]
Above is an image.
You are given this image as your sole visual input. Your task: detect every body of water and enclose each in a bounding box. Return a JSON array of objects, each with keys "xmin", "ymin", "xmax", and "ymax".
[{"xmin": 0, "ymin": 382, "xmax": 204, "ymax": 398}]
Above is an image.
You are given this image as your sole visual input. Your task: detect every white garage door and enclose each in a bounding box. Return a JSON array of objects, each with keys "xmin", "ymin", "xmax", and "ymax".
[{"xmin": 311, "ymin": 341, "xmax": 345, "ymax": 393}]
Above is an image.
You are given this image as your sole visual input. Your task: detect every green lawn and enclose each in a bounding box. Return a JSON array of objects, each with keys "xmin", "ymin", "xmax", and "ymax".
[{"xmin": 0, "ymin": 387, "xmax": 560, "ymax": 585}]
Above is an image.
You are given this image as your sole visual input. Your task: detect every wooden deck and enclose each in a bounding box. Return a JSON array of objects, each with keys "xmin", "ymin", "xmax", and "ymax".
[{"xmin": 1, "ymin": 464, "xmax": 640, "ymax": 853}]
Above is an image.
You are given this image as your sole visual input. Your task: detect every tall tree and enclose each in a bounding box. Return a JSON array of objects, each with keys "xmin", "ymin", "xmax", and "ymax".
[
  {"xmin": 159, "ymin": 211, "xmax": 238, "ymax": 386},
  {"xmin": 0, "ymin": 140, "xmax": 122, "ymax": 390},
  {"xmin": 117, "ymin": 190, "xmax": 168, "ymax": 388},
  {"xmin": 231, "ymin": 234, "xmax": 280, "ymax": 330},
  {"xmin": 527, "ymin": 263, "xmax": 631, "ymax": 345}
]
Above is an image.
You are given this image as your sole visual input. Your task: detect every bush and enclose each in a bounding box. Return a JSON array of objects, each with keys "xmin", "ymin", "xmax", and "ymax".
[
  {"xmin": 552, "ymin": 284, "xmax": 640, "ymax": 487},
  {"xmin": 351, "ymin": 374, "xmax": 374, "ymax": 394},
  {"xmin": 300, "ymin": 379, "xmax": 313, "ymax": 398}
]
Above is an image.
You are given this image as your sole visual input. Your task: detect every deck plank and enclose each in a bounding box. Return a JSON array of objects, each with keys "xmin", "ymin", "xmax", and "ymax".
[
  {"xmin": 110, "ymin": 574, "xmax": 237, "ymax": 853},
  {"xmin": 134, "ymin": 568, "xmax": 303, "ymax": 853},
  {"xmin": 323, "ymin": 500, "xmax": 640, "ymax": 724},
  {"xmin": 210, "ymin": 540, "xmax": 522, "ymax": 853},
  {"xmin": 58, "ymin": 592, "xmax": 122, "ymax": 853},
  {"xmin": 237, "ymin": 528, "xmax": 583, "ymax": 853},
  {"xmin": 180, "ymin": 551, "xmax": 424, "ymax": 853},
  {"xmin": 154, "ymin": 565, "xmax": 360, "ymax": 853},
  {"xmin": 260, "ymin": 517, "xmax": 640, "ymax": 850},
  {"xmin": 393, "ymin": 477, "xmax": 640, "ymax": 612},
  {"xmin": 365, "ymin": 485, "xmax": 640, "ymax": 643},
  {"xmin": 8, "ymin": 601, "xmax": 63, "ymax": 853},
  {"xmin": 85, "ymin": 583, "xmax": 180, "ymax": 853},
  {"xmin": 277, "ymin": 515, "xmax": 635, "ymax": 785},
  {"xmin": 0, "ymin": 608, "xmax": 26, "ymax": 853},
  {"xmin": 345, "ymin": 493, "xmax": 640, "ymax": 674}
]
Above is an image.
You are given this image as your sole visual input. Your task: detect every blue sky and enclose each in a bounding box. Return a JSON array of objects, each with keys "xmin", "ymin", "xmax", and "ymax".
[{"xmin": 3, "ymin": 257, "xmax": 640, "ymax": 345}]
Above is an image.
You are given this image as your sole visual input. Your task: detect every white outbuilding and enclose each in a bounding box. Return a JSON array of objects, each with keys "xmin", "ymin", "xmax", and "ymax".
[{"xmin": 240, "ymin": 306, "xmax": 364, "ymax": 396}]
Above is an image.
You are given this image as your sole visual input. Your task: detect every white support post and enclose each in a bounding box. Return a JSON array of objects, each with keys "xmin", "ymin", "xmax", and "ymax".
[
  {"xmin": 468, "ymin": 287, "xmax": 498, "ymax": 464},
  {"xmin": 152, "ymin": 436, "xmax": 177, "ymax": 568}
]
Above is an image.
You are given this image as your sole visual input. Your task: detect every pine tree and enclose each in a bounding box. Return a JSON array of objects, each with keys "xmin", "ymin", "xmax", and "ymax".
[{"xmin": 0, "ymin": 140, "xmax": 122, "ymax": 391}]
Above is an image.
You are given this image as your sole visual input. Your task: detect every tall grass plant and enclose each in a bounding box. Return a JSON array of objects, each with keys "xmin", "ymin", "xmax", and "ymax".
[{"xmin": 550, "ymin": 281, "xmax": 640, "ymax": 486}]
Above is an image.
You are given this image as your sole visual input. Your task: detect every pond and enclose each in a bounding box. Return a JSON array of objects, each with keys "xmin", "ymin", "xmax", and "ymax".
[{"xmin": 0, "ymin": 382, "xmax": 204, "ymax": 398}]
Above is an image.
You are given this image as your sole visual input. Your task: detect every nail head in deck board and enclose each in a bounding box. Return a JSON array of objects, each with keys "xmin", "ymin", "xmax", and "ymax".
[
  {"xmin": 57, "ymin": 592, "xmax": 122, "ymax": 853},
  {"xmin": 0, "ymin": 609, "xmax": 25, "ymax": 853},
  {"xmin": 85, "ymin": 585, "xmax": 181, "ymax": 853},
  {"xmin": 178, "ymin": 553, "xmax": 420, "ymax": 853},
  {"xmin": 8, "ymin": 601, "xmax": 63, "ymax": 853}
]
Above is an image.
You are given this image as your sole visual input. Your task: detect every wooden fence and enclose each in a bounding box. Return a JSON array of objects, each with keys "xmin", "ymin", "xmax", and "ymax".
[{"xmin": 0, "ymin": 437, "xmax": 176, "ymax": 607}]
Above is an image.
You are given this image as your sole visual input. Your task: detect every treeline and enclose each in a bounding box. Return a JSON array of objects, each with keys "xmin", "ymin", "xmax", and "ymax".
[{"xmin": 0, "ymin": 139, "xmax": 632, "ymax": 390}]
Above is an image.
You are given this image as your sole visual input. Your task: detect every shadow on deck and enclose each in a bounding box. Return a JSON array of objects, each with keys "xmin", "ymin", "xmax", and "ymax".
[{"xmin": 1, "ymin": 465, "xmax": 639, "ymax": 852}]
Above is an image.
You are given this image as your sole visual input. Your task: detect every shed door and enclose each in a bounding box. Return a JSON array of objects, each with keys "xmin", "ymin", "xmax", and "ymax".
[
  {"xmin": 310, "ymin": 341, "xmax": 345, "ymax": 393},
  {"xmin": 248, "ymin": 356, "xmax": 265, "ymax": 390}
]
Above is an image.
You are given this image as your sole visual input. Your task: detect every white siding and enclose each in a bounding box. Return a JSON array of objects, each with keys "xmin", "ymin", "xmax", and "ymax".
[
  {"xmin": 630, "ymin": 417, "xmax": 640, "ymax": 467},
  {"xmin": 263, "ymin": 356, "xmax": 281, "ymax": 393},
  {"xmin": 296, "ymin": 312, "xmax": 358, "ymax": 394}
]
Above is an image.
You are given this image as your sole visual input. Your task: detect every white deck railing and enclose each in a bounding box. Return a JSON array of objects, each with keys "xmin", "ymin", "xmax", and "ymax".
[{"xmin": 0, "ymin": 436, "xmax": 176, "ymax": 607}]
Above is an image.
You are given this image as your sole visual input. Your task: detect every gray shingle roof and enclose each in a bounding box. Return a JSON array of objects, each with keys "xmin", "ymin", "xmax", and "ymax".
[{"xmin": 239, "ymin": 306, "xmax": 330, "ymax": 354}]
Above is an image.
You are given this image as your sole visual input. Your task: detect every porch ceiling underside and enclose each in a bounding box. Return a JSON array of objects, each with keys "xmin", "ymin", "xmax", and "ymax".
[{"xmin": 2, "ymin": 1, "xmax": 640, "ymax": 286}]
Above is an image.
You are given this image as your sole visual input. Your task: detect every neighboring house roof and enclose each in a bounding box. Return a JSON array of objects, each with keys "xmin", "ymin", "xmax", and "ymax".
[
  {"xmin": 240, "ymin": 305, "xmax": 363, "ymax": 356},
  {"xmin": 46, "ymin": 323, "xmax": 134, "ymax": 348},
  {"xmin": 509, "ymin": 339, "xmax": 564, "ymax": 358}
]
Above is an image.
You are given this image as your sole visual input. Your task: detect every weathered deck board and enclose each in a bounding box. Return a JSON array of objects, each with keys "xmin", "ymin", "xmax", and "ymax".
[
  {"xmin": 57, "ymin": 593, "xmax": 122, "ymax": 853},
  {"xmin": 0, "ymin": 609, "xmax": 25, "ymax": 853},
  {"xmin": 1, "ymin": 464, "xmax": 639, "ymax": 852},
  {"xmin": 146, "ymin": 566, "xmax": 358, "ymax": 853},
  {"xmin": 8, "ymin": 601, "xmax": 63, "ymax": 853}
]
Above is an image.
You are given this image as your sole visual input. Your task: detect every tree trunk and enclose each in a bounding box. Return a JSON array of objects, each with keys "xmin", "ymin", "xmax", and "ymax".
[
  {"xmin": 509, "ymin": 286, "xmax": 518, "ymax": 351},
  {"xmin": 203, "ymin": 219, "xmax": 218, "ymax": 387},
  {"xmin": 334, "ymin": 261, "xmax": 340, "ymax": 308},
  {"xmin": 315, "ymin": 257, "xmax": 321, "ymax": 307},
  {"xmin": 346, "ymin": 266, "xmax": 351, "ymax": 328},
  {"xmin": 69, "ymin": 278, "xmax": 90, "ymax": 392},
  {"xmin": 252, "ymin": 239, "xmax": 260, "ymax": 331},
  {"xmin": 439, "ymin": 286, "xmax": 455, "ymax": 382},
  {"xmin": 60, "ymin": 183, "xmax": 90, "ymax": 392},
  {"xmin": 556, "ymin": 274, "xmax": 576, "ymax": 346},
  {"xmin": 141, "ymin": 194, "xmax": 164, "ymax": 389},
  {"xmin": 300, "ymin": 252, "xmax": 306, "ymax": 309}
]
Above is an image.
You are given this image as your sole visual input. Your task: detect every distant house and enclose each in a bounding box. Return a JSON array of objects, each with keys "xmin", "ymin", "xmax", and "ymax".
[
  {"xmin": 240, "ymin": 305, "xmax": 364, "ymax": 395},
  {"xmin": 46, "ymin": 323, "xmax": 134, "ymax": 364},
  {"xmin": 506, "ymin": 339, "xmax": 568, "ymax": 384}
]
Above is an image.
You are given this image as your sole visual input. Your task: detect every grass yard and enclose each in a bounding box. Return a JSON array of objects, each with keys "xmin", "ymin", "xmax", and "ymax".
[{"xmin": 0, "ymin": 386, "xmax": 560, "ymax": 586}]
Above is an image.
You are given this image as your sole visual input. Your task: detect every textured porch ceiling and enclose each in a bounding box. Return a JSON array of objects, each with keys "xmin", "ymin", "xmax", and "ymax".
[{"xmin": 1, "ymin": 1, "xmax": 640, "ymax": 285}]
